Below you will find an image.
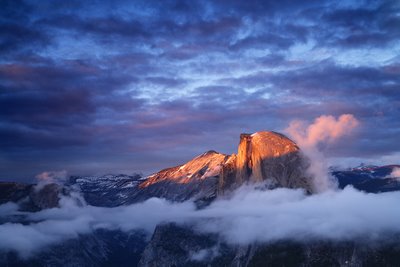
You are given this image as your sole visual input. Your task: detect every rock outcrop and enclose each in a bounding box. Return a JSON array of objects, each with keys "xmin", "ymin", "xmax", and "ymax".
[
  {"xmin": 219, "ymin": 131, "xmax": 312, "ymax": 194},
  {"xmin": 0, "ymin": 182, "xmax": 62, "ymax": 211},
  {"xmin": 29, "ymin": 183, "xmax": 62, "ymax": 210}
]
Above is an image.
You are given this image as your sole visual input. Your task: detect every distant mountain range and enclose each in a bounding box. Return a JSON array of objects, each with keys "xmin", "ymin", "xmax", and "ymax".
[{"xmin": 1, "ymin": 131, "xmax": 400, "ymax": 266}]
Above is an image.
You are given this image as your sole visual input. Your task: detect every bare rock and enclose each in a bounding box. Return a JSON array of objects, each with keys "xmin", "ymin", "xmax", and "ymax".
[{"xmin": 219, "ymin": 131, "xmax": 312, "ymax": 193}]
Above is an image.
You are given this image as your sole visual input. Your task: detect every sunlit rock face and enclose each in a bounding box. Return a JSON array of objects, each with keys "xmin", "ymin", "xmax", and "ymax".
[
  {"xmin": 140, "ymin": 131, "xmax": 313, "ymax": 201},
  {"xmin": 136, "ymin": 151, "xmax": 230, "ymax": 204},
  {"xmin": 219, "ymin": 131, "xmax": 312, "ymax": 194},
  {"xmin": 140, "ymin": 150, "xmax": 228, "ymax": 188}
]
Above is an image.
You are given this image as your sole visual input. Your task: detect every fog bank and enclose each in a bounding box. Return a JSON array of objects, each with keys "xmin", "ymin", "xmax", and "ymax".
[{"xmin": 1, "ymin": 184, "xmax": 400, "ymax": 258}]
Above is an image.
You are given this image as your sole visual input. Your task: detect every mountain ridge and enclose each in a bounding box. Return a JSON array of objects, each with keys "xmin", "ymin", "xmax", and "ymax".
[{"xmin": 139, "ymin": 131, "xmax": 313, "ymax": 200}]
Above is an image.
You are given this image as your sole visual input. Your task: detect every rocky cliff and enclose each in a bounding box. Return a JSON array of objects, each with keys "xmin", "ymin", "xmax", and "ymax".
[{"xmin": 219, "ymin": 131, "xmax": 312, "ymax": 194}]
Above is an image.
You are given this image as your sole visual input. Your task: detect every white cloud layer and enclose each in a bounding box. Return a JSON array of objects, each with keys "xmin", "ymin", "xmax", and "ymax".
[{"xmin": 1, "ymin": 184, "xmax": 400, "ymax": 259}]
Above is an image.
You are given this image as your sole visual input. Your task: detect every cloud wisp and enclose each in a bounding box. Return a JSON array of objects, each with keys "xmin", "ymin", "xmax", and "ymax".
[
  {"xmin": 2, "ymin": 184, "xmax": 400, "ymax": 258},
  {"xmin": 34, "ymin": 170, "xmax": 67, "ymax": 191},
  {"xmin": 0, "ymin": 195, "xmax": 195, "ymax": 258},
  {"xmin": 286, "ymin": 114, "xmax": 360, "ymax": 192}
]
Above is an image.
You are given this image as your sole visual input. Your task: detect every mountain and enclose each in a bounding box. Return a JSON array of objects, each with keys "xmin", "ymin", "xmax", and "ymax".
[
  {"xmin": 68, "ymin": 173, "xmax": 144, "ymax": 207},
  {"xmin": 45, "ymin": 132, "xmax": 311, "ymax": 207},
  {"xmin": 137, "ymin": 131, "xmax": 313, "ymax": 206},
  {"xmin": 136, "ymin": 150, "xmax": 227, "ymax": 206},
  {"xmin": 70, "ymin": 131, "xmax": 312, "ymax": 208},
  {"xmin": 1, "ymin": 131, "xmax": 400, "ymax": 266},
  {"xmin": 333, "ymin": 165, "xmax": 400, "ymax": 193}
]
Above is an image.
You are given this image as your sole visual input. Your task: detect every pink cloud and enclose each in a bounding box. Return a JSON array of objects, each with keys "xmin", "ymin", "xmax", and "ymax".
[
  {"xmin": 35, "ymin": 170, "xmax": 67, "ymax": 191},
  {"xmin": 286, "ymin": 114, "xmax": 360, "ymax": 192},
  {"xmin": 386, "ymin": 167, "xmax": 400, "ymax": 181},
  {"xmin": 287, "ymin": 114, "xmax": 359, "ymax": 148}
]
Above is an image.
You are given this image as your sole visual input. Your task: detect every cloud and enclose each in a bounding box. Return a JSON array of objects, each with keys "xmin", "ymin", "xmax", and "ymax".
[
  {"xmin": 35, "ymin": 170, "xmax": 67, "ymax": 191},
  {"xmin": 2, "ymin": 184, "xmax": 400, "ymax": 259},
  {"xmin": 0, "ymin": 194, "xmax": 195, "ymax": 258},
  {"xmin": 190, "ymin": 246, "xmax": 220, "ymax": 262},
  {"xmin": 286, "ymin": 114, "xmax": 359, "ymax": 148},
  {"xmin": 194, "ymin": 185, "xmax": 400, "ymax": 245},
  {"xmin": 35, "ymin": 170, "xmax": 67, "ymax": 182},
  {"xmin": 0, "ymin": 202, "xmax": 19, "ymax": 217},
  {"xmin": 286, "ymin": 114, "xmax": 360, "ymax": 192},
  {"xmin": 386, "ymin": 167, "xmax": 400, "ymax": 181}
]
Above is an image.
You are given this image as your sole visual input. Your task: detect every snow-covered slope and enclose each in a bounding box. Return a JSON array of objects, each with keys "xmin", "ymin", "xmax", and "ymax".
[
  {"xmin": 68, "ymin": 174, "xmax": 144, "ymax": 206},
  {"xmin": 333, "ymin": 165, "xmax": 400, "ymax": 193}
]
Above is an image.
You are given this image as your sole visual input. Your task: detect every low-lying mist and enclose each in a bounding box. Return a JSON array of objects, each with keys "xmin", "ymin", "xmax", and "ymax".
[{"xmin": 1, "ymin": 184, "xmax": 400, "ymax": 259}]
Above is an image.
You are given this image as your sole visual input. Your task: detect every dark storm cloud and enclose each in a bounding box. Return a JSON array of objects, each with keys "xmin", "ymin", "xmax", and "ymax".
[{"xmin": 1, "ymin": 0, "xmax": 399, "ymax": 181}]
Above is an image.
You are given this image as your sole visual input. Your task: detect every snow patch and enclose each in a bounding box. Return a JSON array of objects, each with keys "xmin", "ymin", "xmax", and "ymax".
[
  {"xmin": 178, "ymin": 164, "xmax": 186, "ymax": 171},
  {"xmin": 201, "ymin": 165, "xmax": 222, "ymax": 179}
]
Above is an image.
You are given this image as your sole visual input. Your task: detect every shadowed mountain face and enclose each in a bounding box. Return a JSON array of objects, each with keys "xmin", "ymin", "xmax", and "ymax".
[{"xmin": 0, "ymin": 182, "xmax": 62, "ymax": 212}]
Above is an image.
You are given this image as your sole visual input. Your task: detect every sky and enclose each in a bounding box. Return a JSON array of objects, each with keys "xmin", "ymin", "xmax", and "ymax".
[{"xmin": 1, "ymin": 0, "xmax": 399, "ymax": 182}]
